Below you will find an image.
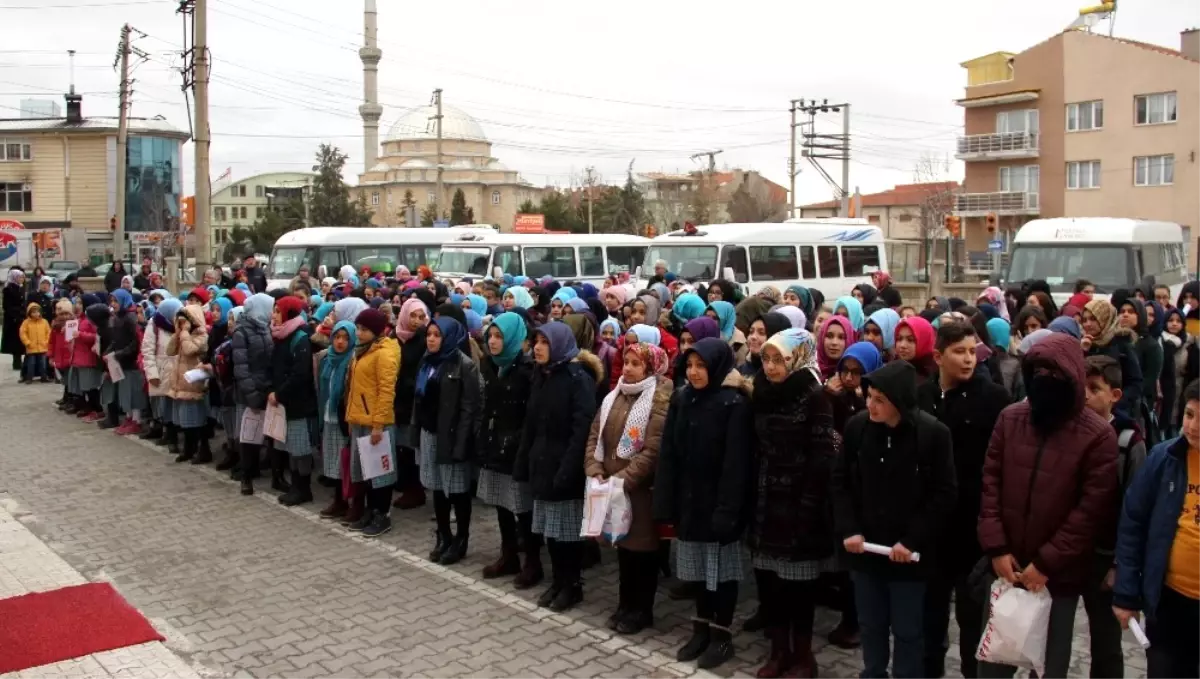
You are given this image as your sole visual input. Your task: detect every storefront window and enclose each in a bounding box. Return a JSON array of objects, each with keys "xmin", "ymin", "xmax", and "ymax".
[{"xmin": 124, "ymin": 136, "xmax": 182, "ymax": 233}]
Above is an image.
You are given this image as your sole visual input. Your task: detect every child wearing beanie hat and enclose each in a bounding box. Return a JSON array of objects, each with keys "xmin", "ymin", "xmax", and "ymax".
[
  {"xmin": 355, "ymin": 308, "xmax": 389, "ymax": 338},
  {"xmin": 269, "ymin": 292, "xmax": 318, "ymax": 506}
]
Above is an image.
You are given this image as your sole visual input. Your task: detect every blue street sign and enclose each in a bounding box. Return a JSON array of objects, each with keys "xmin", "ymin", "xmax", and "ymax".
[
  {"xmin": 433, "ymin": 219, "xmax": 450, "ymax": 228},
  {"xmin": 988, "ymin": 239, "xmax": 1005, "ymax": 252}
]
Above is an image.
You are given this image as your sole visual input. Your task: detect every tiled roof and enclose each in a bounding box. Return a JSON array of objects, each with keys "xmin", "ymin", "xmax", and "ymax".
[
  {"xmin": 798, "ymin": 181, "xmax": 959, "ymax": 210},
  {"xmin": 1098, "ymin": 33, "xmax": 1197, "ymax": 63}
]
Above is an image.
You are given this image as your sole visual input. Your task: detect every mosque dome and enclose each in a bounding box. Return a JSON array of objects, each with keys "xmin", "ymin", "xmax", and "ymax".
[{"xmin": 385, "ymin": 104, "xmax": 487, "ymax": 143}]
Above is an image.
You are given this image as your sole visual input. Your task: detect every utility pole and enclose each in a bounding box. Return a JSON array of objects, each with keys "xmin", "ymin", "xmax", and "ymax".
[
  {"xmin": 691, "ymin": 150, "xmax": 723, "ymax": 174},
  {"xmin": 114, "ymin": 25, "xmax": 131, "ymax": 262},
  {"xmin": 582, "ymin": 166, "xmax": 598, "ymax": 234},
  {"xmin": 193, "ymin": 0, "xmax": 211, "ymax": 269},
  {"xmin": 432, "ymin": 88, "xmax": 443, "ymax": 216},
  {"xmin": 797, "ymin": 99, "xmax": 851, "ymax": 215},
  {"xmin": 788, "ymin": 99, "xmax": 799, "ymax": 218}
]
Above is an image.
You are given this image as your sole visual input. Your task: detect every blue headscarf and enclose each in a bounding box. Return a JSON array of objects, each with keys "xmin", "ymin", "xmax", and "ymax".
[
  {"xmin": 449, "ymin": 293, "xmax": 465, "ymax": 307},
  {"xmin": 333, "ymin": 297, "xmax": 368, "ymax": 324},
  {"xmin": 110, "ymin": 288, "xmax": 134, "ymax": 310},
  {"xmin": 671, "ymin": 293, "xmax": 706, "ymax": 323},
  {"xmin": 536, "ymin": 321, "xmax": 579, "ymax": 368},
  {"xmin": 986, "ymin": 318, "xmax": 1012, "ymax": 352},
  {"xmin": 465, "ymin": 294, "xmax": 487, "ymax": 315},
  {"xmin": 313, "ymin": 301, "xmax": 335, "ymax": 323},
  {"xmin": 235, "ymin": 282, "xmax": 251, "ymax": 293},
  {"xmin": 501, "ymin": 273, "xmax": 515, "ymax": 287},
  {"xmin": 153, "ymin": 298, "xmax": 183, "ymax": 332},
  {"xmin": 212, "ymin": 297, "xmax": 233, "ymax": 326},
  {"xmin": 579, "ymin": 283, "xmax": 599, "ymax": 300},
  {"xmin": 566, "ymin": 297, "xmax": 588, "ymax": 314},
  {"xmin": 1048, "ymin": 316, "xmax": 1082, "ymax": 340},
  {"xmin": 865, "ymin": 308, "xmax": 901, "ymax": 351},
  {"xmin": 627, "ymin": 323, "xmax": 662, "ymax": 346},
  {"xmin": 833, "ymin": 295, "xmax": 865, "ymax": 331},
  {"xmin": 1145, "ymin": 301, "xmax": 1165, "ymax": 339},
  {"xmin": 505, "ymin": 287, "xmax": 534, "ymax": 309},
  {"xmin": 708, "ymin": 301, "xmax": 736, "ymax": 341},
  {"xmin": 786, "ymin": 285, "xmax": 814, "ymax": 317},
  {"xmin": 415, "ymin": 317, "xmax": 466, "ymax": 397},
  {"xmin": 464, "ymin": 309, "xmax": 483, "ymax": 337},
  {"xmin": 318, "ymin": 320, "xmax": 357, "ymax": 419},
  {"xmin": 551, "ymin": 287, "xmax": 578, "ymax": 304},
  {"xmin": 489, "ymin": 312, "xmax": 527, "ymax": 374},
  {"xmin": 837, "ymin": 341, "xmax": 883, "ymax": 375},
  {"xmin": 599, "ymin": 317, "xmax": 622, "ymax": 339},
  {"xmin": 512, "ymin": 275, "xmax": 529, "ymax": 286},
  {"xmin": 243, "ymin": 293, "xmax": 275, "ymax": 325}
]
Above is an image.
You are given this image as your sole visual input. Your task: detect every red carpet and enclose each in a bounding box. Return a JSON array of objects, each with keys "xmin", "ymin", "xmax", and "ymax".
[{"xmin": 0, "ymin": 582, "xmax": 164, "ymax": 673}]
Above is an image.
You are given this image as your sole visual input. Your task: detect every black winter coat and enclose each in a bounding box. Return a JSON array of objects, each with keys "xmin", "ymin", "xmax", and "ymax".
[
  {"xmin": 206, "ymin": 323, "xmax": 228, "ymax": 408},
  {"xmin": 832, "ymin": 361, "xmax": 957, "ymax": 579},
  {"xmin": 244, "ymin": 266, "xmax": 268, "ymax": 294},
  {"xmin": 652, "ymin": 370, "xmax": 755, "ymax": 544},
  {"xmin": 1087, "ymin": 333, "xmax": 1143, "ymax": 421},
  {"xmin": 103, "ymin": 266, "xmax": 125, "ymax": 292},
  {"xmin": 1, "ymin": 283, "xmax": 26, "ymax": 356},
  {"xmin": 917, "ymin": 371, "xmax": 1010, "ymax": 575},
  {"xmin": 514, "ymin": 358, "xmax": 599, "ymax": 502},
  {"xmin": 478, "ymin": 353, "xmax": 534, "ymax": 475},
  {"xmin": 393, "ymin": 329, "xmax": 426, "ymax": 431},
  {"xmin": 748, "ymin": 369, "xmax": 839, "ymax": 562},
  {"xmin": 232, "ymin": 319, "xmax": 273, "ymax": 409},
  {"xmin": 410, "ymin": 351, "xmax": 483, "ymax": 463},
  {"xmin": 271, "ymin": 328, "xmax": 317, "ymax": 420},
  {"xmin": 108, "ymin": 310, "xmax": 141, "ymax": 370},
  {"xmin": 133, "ymin": 273, "xmax": 151, "ymax": 292}
]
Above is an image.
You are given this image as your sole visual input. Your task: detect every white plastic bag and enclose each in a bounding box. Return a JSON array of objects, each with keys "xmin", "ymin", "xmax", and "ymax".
[
  {"xmin": 602, "ymin": 477, "xmax": 632, "ymax": 544},
  {"xmin": 581, "ymin": 478, "xmax": 612, "ymax": 537},
  {"xmin": 975, "ymin": 579, "xmax": 1053, "ymax": 676}
]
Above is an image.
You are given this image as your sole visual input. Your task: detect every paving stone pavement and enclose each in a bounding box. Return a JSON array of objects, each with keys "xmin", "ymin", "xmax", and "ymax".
[{"xmin": 0, "ymin": 369, "xmax": 1148, "ymax": 678}]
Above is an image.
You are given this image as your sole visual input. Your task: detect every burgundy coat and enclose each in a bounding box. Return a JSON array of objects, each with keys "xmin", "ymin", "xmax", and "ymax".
[{"xmin": 977, "ymin": 333, "xmax": 1119, "ymax": 596}]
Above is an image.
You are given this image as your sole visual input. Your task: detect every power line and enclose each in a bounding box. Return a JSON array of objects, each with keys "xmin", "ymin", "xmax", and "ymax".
[{"xmin": 0, "ymin": 0, "xmax": 164, "ymax": 7}]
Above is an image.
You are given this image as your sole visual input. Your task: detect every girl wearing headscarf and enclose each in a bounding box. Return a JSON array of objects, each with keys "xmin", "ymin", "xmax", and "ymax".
[
  {"xmin": 1124, "ymin": 300, "xmax": 1165, "ymax": 433},
  {"xmin": 413, "ymin": 317, "xmax": 483, "ymax": 565},
  {"xmin": 851, "ymin": 284, "xmax": 877, "ymax": 308},
  {"xmin": 105, "ymin": 289, "xmax": 148, "ymax": 435},
  {"xmin": 391, "ymin": 298, "xmax": 430, "ymax": 512},
  {"xmin": 268, "ymin": 296, "xmax": 318, "ymax": 505},
  {"xmin": 586, "ymin": 341, "xmax": 672, "ymax": 635},
  {"xmin": 976, "ymin": 287, "xmax": 1010, "ymax": 322},
  {"xmin": 985, "ymin": 318, "xmax": 1023, "ymax": 401},
  {"xmin": 599, "ymin": 317, "xmax": 622, "ymax": 347},
  {"xmin": 748, "ymin": 329, "xmax": 838, "ymax": 678},
  {"xmin": 463, "ymin": 293, "xmax": 487, "ymax": 317},
  {"xmin": 233, "ymin": 294, "xmax": 275, "ymax": 495},
  {"xmin": 343, "ymin": 309, "xmax": 402, "ymax": 537},
  {"xmin": 602, "ymin": 285, "xmax": 628, "ymax": 315},
  {"xmin": 739, "ymin": 311, "xmax": 791, "ymax": 379},
  {"xmin": 1161, "ymin": 308, "xmax": 1189, "ymax": 435},
  {"xmin": 1015, "ymin": 304, "xmax": 1049, "ymax": 339},
  {"xmin": 832, "ymin": 296, "xmax": 865, "ymax": 332},
  {"xmin": 206, "ymin": 296, "xmax": 234, "ymax": 446},
  {"xmin": 894, "ymin": 316, "xmax": 936, "ymax": 383},
  {"xmin": 756, "ymin": 285, "xmax": 782, "ymax": 307},
  {"xmin": 1082, "ymin": 298, "xmax": 1143, "ymax": 421},
  {"xmin": 860, "ymin": 308, "xmax": 900, "ymax": 359},
  {"xmin": 816, "ymin": 316, "xmax": 855, "ymax": 381},
  {"xmin": 783, "ymin": 285, "xmax": 813, "ymax": 316},
  {"xmin": 476, "ymin": 313, "xmax": 539, "ymax": 584},
  {"xmin": 74, "ymin": 302, "xmax": 108, "ymax": 422},
  {"xmin": 653, "ymin": 338, "xmax": 753, "ymax": 669},
  {"xmin": 503, "ymin": 286, "xmax": 534, "ymax": 311},
  {"xmin": 514, "ymin": 322, "xmax": 601, "ymax": 612},
  {"xmin": 772, "ymin": 305, "xmax": 807, "ymax": 331},
  {"xmin": 139, "ymin": 296, "xmax": 179, "ymax": 445},
  {"xmin": 167, "ymin": 304, "xmax": 210, "ymax": 463},
  {"xmin": 704, "ymin": 300, "xmax": 746, "ymax": 364},
  {"xmin": 315, "ymin": 321, "xmax": 357, "ymax": 521},
  {"xmin": 628, "ymin": 293, "xmax": 678, "ymax": 372},
  {"xmin": 528, "ymin": 286, "xmax": 551, "ymax": 325},
  {"xmin": 735, "ymin": 297, "xmax": 774, "ymax": 336},
  {"xmin": 706, "ymin": 279, "xmax": 738, "ymax": 304},
  {"xmin": 828, "ymin": 341, "xmax": 882, "ymax": 432}
]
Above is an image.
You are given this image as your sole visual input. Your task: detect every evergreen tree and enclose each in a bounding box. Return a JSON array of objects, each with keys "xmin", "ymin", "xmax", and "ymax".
[
  {"xmin": 308, "ymin": 144, "xmax": 373, "ymax": 226},
  {"xmin": 450, "ymin": 188, "xmax": 471, "ymax": 225},
  {"xmin": 420, "ymin": 203, "xmax": 440, "ymax": 227}
]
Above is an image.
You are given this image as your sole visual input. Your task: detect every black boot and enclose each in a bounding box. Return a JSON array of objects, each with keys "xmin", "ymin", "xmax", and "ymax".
[
  {"xmin": 98, "ymin": 403, "xmax": 120, "ymax": 429},
  {"xmin": 191, "ymin": 435, "xmax": 213, "ymax": 464},
  {"xmin": 270, "ymin": 447, "xmax": 290, "ymax": 493},
  {"xmin": 236, "ymin": 443, "xmax": 259, "ymax": 481},
  {"xmin": 549, "ymin": 542, "xmax": 583, "ymax": 612},
  {"xmin": 697, "ymin": 625, "xmax": 735, "ymax": 669},
  {"xmin": 676, "ymin": 620, "xmax": 712, "ymax": 662},
  {"xmin": 157, "ymin": 423, "xmax": 176, "ymax": 447},
  {"xmin": 279, "ymin": 473, "xmax": 313, "ymax": 506},
  {"xmin": 438, "ymin": 493, "xmax": 472, "ymax": 566},
  {"xmin": 215, "ymin": 442, "xmax": 239, "ymax": 471},
  {"xmin": 175, "ymin": 428, "xmax": 197, "ymax": 463},
  {"xmin": 138, "ymin": 420, "xmax": 163, "ymax": 440}
]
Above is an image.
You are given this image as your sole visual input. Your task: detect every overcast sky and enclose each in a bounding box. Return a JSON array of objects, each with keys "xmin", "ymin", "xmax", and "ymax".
[{"xmin": 3, "ymin": 0, "xmax": 1196, "ymax": 207}]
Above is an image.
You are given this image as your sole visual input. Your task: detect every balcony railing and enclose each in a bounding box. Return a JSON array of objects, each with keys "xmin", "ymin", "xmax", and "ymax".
[
  {"xmin": 955, "ymin": 132, "xmax": 1039, "ymax": 160},
  {"xmin": 954, "ymin": 191, "xmax": 1039, "ymax": 216}
]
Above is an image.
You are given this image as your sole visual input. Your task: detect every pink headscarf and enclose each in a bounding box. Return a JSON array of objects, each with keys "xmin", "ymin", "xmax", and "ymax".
[
  {"xmin": 396, "ymin": 265, "xmax": 412, "ymax": 282},
  {"xmin": 402, "ymin": 279, "xmax": 423, "ymax": 291},
  {"xmin": 977, "ymin": 286, "xmax": 1010, "ymax": 321},
  {"xmin": 604, "ymin": 285, "xmax": 628, "ymax": 307},
  {"xmin": 454, "ymin": 281, "xmax": 472, "ymax": 295},
  {"xmin": 395, "ymin": 297, "xmax": 429, "ymax": 342},
  {"xmin": 816, "ymin": 315, "xmax": 856, "ymax": 380}
]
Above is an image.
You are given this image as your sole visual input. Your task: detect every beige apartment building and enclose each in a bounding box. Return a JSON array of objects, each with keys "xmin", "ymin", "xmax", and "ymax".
[
  {"xmin": 208, "ymin": 171, "xmax": 315, "ymax": 260},
  {"xmin": 353, "ymin": 105, "xmax": 542, "ymax": 230},
  {"xmin": 954, "ymin": 28, "xmax": 1199, "ymax": 261}
]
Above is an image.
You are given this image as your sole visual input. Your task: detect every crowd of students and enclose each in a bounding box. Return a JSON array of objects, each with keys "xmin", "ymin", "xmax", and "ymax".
[{"xmin": 1, "ymin": 259, "xmax": 1196, "ymax": 678}]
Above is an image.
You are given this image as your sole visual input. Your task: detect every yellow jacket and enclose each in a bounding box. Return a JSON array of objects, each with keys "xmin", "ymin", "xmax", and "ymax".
[
  {"xmin": 345, "ymin": 336, "xmax": 400, "ymax": 428},
  {"xmin": 19, "ymin": 304, "xmax": 51, "ymax": 354}
]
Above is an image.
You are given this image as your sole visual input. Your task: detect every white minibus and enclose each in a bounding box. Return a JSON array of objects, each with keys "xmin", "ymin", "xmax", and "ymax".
[{"xmin": 435, "ymin": 232, "xmax": 650, "ymax": 285}]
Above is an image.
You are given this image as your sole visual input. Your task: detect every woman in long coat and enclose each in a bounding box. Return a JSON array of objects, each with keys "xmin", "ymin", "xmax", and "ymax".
[
  {"xmin": 585, "ymin": 341, "xmax": 672, "ymax": 634},
  {"xmin": 2, "ymin": 269, "xmax": 27, "ymax": 370}
]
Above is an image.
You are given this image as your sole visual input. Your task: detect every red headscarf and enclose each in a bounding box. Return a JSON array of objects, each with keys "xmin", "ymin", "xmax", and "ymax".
[
  {"xmin": 817, "ymin": 315, "xmax": 856, "ymax": 379},
  {"xmin": 895, "ymin": 316, "xmax": 935, "ymax": 360}
]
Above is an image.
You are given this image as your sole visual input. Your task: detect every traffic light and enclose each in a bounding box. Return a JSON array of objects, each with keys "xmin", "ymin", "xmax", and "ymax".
[
  {"xmin": 181, "ymin": 196, "xmax": 195, "ymax": 228},
  {"xmin": 985, "ymin": 213, "xmax": 998, "ymax": 232},
  {"xmin": 110, "ymin": 215, "xmax": 117, "ymax": 231},
  {"xmin": 943, "ymin": 214, "xmax": 961, "ymax": 238}
]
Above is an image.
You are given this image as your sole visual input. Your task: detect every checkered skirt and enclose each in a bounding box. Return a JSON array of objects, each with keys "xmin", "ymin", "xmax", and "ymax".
[
  {"xmin": 117, "ymin": 369, "xmax": 148, "ymax": 413},
  {"xmin": 531, "ymin": 498, "xmax": 584, "ymax": 542},
  {"xmin": 476, "ymin": 469, "xmax": 533, "ymax": 514},
  {"xmin": 675, "ymin": 541, "xmax": 745, "ymax": 592},
  {"xmin": 751, "ymin": 554, "xmax": 821, "ymax": 582},
  {"xmin": 350, "ymin": 424, "xmax": 398, "ymax": 489},
  {"xmin": 418, "ymin": 429, "xmax": 471, "ymax": 495},
  {"xmin": 153, "ymin": 396, "xmax": 174, "ymax": 424},
  {"xmin": 68, "ymin": 366, "xmax": 103, "ymax": 394},
  {"xmin": 277, "ymin": 417, "xmax": 315, "ymax": 457},
  {"xmin": 173, "ymin": 399, "xmax": 210, "ymax": 429},
  {"xmin": 320, "ymin": 422, "xmax": 349, "ymax": 480}
]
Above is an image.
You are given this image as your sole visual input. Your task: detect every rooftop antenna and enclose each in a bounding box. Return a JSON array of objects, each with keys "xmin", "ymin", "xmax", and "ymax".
[{"xmin": 68, "ymin": 49, "xmax": 76, "ymax": 94}]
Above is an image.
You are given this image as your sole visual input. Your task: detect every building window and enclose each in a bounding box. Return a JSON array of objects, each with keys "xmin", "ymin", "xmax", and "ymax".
[
  {"xmin": 214, "ymin": 207, "xmax": 226, "ymax": 221},
  {"xmin": 256, "ymin": 207, "xmax": 266, "ymax": 218},
  {"xmin": 420, "ymin": 170, "xmax": 427, "ymax": 181},
  {"xmin": 1066, "ymin": 100, "xmax": 1103, "ymax": 131},
  {"xmin": 386, "ymin": 191, "xmax": 393, "ymax": 205},
  {"xmin": 232, "ymin": 185, "xmax": 246, "ymax": 197},
  {"xmin": 427, "ymin": 191, "xmax": 436, "ymax": 204},
  {"xmin": 0, "ymin": 183, "xmax": 32, "ymax": 212},
  {"xmin": 491, "ymin": 190, "xmax": 501, "ymax": 205},
  {"xmin": 255, "ymin": 185, "xmax": 264, "ymax": 198},
  {"xmin": 996, "ymin": 109, "xmax": 1039, "ymax": 134},
  {"xmin": 1135, "ymin": 92, "xmax": 1177, "ymax": 125},
  {"xmin": 215, "ymin": 229, "xmax": 227, "ymax": 245},
  {"xmin": 0, "ymin": 139, "xmax": 33, "ymax": 162},
  {"xmin": 1134, "ymin": 155, "xmax": 1174, "ymax": 186},
  {"xmin": 237, "ymin": 206, "xmax": 246, "ymax": 219},
  {"xmin": 1067, "ymin": 160, "xmax": 1102, "ymax": 189},
  {"xmin": 898, "ymin": 213, "xmax": 913, "ymax": 222},
  {"xmin": 371, "ymin": 192, "xmax": 381, "ymax": 206}
]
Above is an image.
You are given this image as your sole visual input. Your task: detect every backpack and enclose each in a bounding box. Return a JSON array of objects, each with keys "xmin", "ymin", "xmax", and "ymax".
[{"xmin": 1116, "ymin": 428, "xmax": 1139, "ymax": 492}]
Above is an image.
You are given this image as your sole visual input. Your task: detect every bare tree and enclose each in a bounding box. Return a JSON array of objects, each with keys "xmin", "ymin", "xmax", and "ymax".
[
  {"xmin": 727, "ymin": 173, "xmax": 787, "ymax": 223},
  {"xmin": 911, "ymin": 153, "xmax": 958, "ymax": 281}
]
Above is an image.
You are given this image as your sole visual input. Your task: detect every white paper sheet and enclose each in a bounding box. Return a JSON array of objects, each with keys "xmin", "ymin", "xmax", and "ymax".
[
  {"xmin": 239, "ymin": 408, "xmax": 264, "ymax": 445},
  {"xmin": 184, "ymin": 368, "xmax": 210, "ymax": 384},
  {"xmin": 263, "ymin": 402, "xmax": 287, "ymax": 442},
  {"xmin": 103, "ymin": 353, "xmax": 124, "ymax": 383},
  {"xmin": 356, "ymin": 431, "xmax": 394, "ymax": 480},
  {"xmin": 64, "ymin": 320, "xmax": 78, "ymax": 342},
  {"xmin": 862, "ymin": 541, "xmax": 922, "ymax": 563}
]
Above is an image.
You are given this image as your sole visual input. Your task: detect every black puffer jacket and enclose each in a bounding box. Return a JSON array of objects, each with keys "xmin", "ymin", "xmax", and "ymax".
[
  {"xmin": 748, "ymin": 369, "xmax": 839, "ymax": 561},
  {"xmin": 832, "ymin": 360, "xmax": 958, "ymax": 578},
  {"xmin": 393, "ymin": 329, "xmax": 426, "ymax": 430},
  {"xmin": 244, "ymin": 265, "xmax": 268, "ymax": 294},
  {"xmin": 917, "ymin": 370, "xmax": 1010, "ymax": 575},
  {"xmin": 513, "ymin": 352, "xmax": 602, "ymax": 502},
  {"xmin": 232, "ymin": 318, "xmax": 272, "ymax": 409},
  {"xmin": 653, "ymin": 351, "xmax": 755, "ymax": 544},
  {"xmin": 478, "ymin": 352, "xmax": 534, "ymax": 475},
  {"xmin": 108, "ymin": 308, "xmax": 141, "ymax": 370},
  {"xmin": 271, "ymin": 328, "xmax": 316, "ymax": 420}
]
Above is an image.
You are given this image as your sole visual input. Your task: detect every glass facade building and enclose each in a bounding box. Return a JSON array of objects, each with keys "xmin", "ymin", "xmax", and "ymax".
[{"xmin": 124, "ymin": 135, "xmax": 182, "ymax": 233}]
